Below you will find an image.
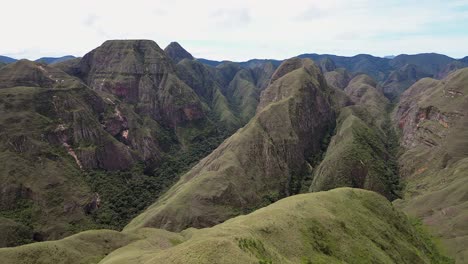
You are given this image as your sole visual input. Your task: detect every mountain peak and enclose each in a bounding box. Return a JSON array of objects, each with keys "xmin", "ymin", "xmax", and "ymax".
[
  {"xmin": 270, "ymin": 57, "xmax": 317, "ymax": 83},
  {"xmin": 164, "ymin": 42, "xmax": 194, "ymax": 63}
]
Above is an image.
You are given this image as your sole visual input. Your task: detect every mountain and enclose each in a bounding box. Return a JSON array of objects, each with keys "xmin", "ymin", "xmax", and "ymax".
[
  {"xmin": 298, "ymin": 53, "xmax": 393, "ymax": 82},
  {"xmin": 0, "ymin": 40, "xmax": 465, "ymax": 263},
  {"xmin": 0, "ymin": 55, "xmax": 17, "ymax": 64},
  {"xmin": 239, "ymin": 58, "xmax": 282, "ymax": 68},
  {"xmin": 460, "ymin": 56, "xmax": 468, "ymax": 64},
  {"xmin": 394, "ymin": 68, "xmax": 468, "ymax": 263},
  {"xmin": 35, "ymin": 56, "xmax": 76, "ymax": 65},
  {"xmin": 390, "ymin": 53, "xmax": 456, "ymax": 76},
  {"xmin": 175, "ymin": 58, "xmax": 241, "ymax": 131},
  {"xmin": 382, "ymin": 64, "xmax": 432, "ymax": 100},
  {"xmin": 195, "ymin": 58, "xmax": 223, "ymax": 67},
  {"xmin": 0, "ymin": 41, "xmax": 239, "ymax": 247},
  {"xmin": 125, "ymin": 58, "xmax": 335, "ymax": 232},
  {"xmin": 0, "ymin": 188, "xmax": 450, "ymax": 264},
  {"xmin": 310, "ymin": 74, "xmax": 400, "ymax": 199},
  {"xmin": 76, "ymin": 40, "xmax": 207, "ymax": 130},
  {"xmin": 164, "ymin": 42, "xmax": 194, "ymax": 63},
  {"xmin": 0, "ymin": 59, "xmax": 134, "ymax": 245}
]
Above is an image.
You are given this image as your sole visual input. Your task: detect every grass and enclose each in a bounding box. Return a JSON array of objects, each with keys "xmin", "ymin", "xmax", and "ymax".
[
  {"xmin": 1, "ymin": 188, "xmax": 451, "ymax": 263},
  {"xmin": 311, "ymin": 74, "xmax": 400, "ymax": 200}
]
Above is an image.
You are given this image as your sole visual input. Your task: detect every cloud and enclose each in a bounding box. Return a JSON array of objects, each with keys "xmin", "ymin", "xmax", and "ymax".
[
  {"xmin": 83, "ymin": 14, "xmax": 99, "ymax": 27},
  {"xmin": 0, "ymin": 0, "xmax": 466, "ymax": 60},
  {"xmin": 212, "ymin": 8, "xmax": 251, "ymax": 28}
]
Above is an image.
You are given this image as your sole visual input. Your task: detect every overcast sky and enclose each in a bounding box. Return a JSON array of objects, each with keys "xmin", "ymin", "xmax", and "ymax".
[{"xmin": 2, "ymin": 0, "xmax": 468, "ymax": 61}]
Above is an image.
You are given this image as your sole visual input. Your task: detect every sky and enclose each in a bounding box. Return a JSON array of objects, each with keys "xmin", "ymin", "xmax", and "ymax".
[{"xmin": 2, "ymin": 0, "xmax": 468, "ymax": 61}]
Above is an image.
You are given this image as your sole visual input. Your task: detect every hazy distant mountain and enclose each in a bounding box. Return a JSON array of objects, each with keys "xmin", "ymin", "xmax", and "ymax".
[
  {"xmin": 195, "ymin": 58, "xmax": 224, "ymax": 67},
  {"xmin": 35, "ymin": 55, "xmax": 76, "ymax": 64},
  {"xmin": 384, "ymin": 55, "xmax": 396, "ymax": 59},
  {"xmin": 0, "ymin": 55, "xmax": 17, "ymax": 64},
  {"xmin": 390, "ymin": 53, "xmax": 455, "ymax": 76}
]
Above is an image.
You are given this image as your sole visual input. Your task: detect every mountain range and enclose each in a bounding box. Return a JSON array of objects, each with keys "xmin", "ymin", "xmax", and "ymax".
[{"xmin": 0, "ymin": 40, "xmax": 466, "ymax": 263}]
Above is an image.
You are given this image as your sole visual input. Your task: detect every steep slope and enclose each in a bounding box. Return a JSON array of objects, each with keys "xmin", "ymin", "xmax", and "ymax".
[
  {"xmin": 311, "ymin": 74, "xmax": 400, "ymax": 200},
  {"xmin": 323, "ymin": 68, "xmax": 351, "ymax": 90},
  {"xmin": 164, "ymin": 42, "xmax": 194, "ymax": 64},
  {"xmin": 0, "ymin": 41, "xmax": 248, "ymax": 247},
  {"xmin": 0, "ymin": 188, "xmax": 451, "ymax": 264},
  {"xmin": 77, "ymin": 40, "xmax": 204, "ymax": 130},
  {"xmin": 176, "ymin": 52, "xmax": 276, "ymax": 130},
  {"xmin": 382, "ymin": 64, "xmax": 432, "ymax": 100},
  {"xmin": 0, "ymin": 60, "xmax": 140, "ymax": 245},
  {"xmin": 125, "ymin": 58, "xmax": 335, "ymax": 232},
  {"xmin": 175, "ymin": 59, "xmax": 240, "ymax": 131},
  {"xmin": 394, "ymin": 68, "xmax": 468, "ymax": 263}
]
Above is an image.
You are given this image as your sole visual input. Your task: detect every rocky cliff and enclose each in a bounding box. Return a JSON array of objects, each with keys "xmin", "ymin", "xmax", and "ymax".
[{"xmin": 394, "ymin": 68, "xmax": 468, "ymax": 263}]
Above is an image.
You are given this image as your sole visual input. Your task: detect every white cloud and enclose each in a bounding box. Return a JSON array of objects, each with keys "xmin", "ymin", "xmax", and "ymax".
[{"xmin": 1, "ymin": 0, "xmax": 467, "ymax": 60}]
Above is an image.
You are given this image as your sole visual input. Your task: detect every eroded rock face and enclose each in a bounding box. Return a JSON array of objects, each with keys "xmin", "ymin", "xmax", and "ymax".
[
  {"xmin": 77, "ymin": 40, "xmax": 204, "ymax": 127},
  {"xmin": 394, "ymin": 68, "xmax": 468, "ymax": 262},
  {"xmin": 125, "ymin": 58, "xmax": 335, "ymax": 232}
]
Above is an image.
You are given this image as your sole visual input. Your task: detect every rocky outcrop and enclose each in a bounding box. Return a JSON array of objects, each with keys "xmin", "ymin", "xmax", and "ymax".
[
  {"xmin": 0, "ymin": 60, "xmax": 142, "ymax": 244},
  {"xmin": 77, "ymin": 40, "xmax": 205, "ymax": 128},
  {"xmin": 125, "ymin": 58, "xmax": 335, "ymax": 232},
  {"xmin": 164, "ymin": 42, "xmax": 194, "ymax": 63},
  {"xmin": 394, "ymin": 68, "xmax": 468, "ymax": 262}
]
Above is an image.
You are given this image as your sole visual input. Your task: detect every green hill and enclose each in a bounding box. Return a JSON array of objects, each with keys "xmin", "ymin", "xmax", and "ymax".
[{"xmin": 0, "ymin": 188, "xmax": 451, "ymax": 264}]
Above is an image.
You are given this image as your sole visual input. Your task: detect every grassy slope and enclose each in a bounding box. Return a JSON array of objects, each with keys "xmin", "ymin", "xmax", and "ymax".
[
  {"xmin": 124, "ymin": 58, "xmax": 334, "ymax": 232},
  {"xmin": 393, "ymin": 68, "xmax": 468, "ymax": 263},
  {"xmin": 0, "ymin": 230, "xmax": 137, "ymax": 264},
  {"xmin": 0, "ymin": 188, "xmax": 451, "ymax": 264},
  {"xmin": 310, "ymin": 74, "xmax": 400, "ymax": 199}
]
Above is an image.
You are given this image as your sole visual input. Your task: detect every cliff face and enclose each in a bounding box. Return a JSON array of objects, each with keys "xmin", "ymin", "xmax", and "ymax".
[
  {"xmin": 0, "ymin": 60, "xmax": 139, "ymax": 245},
  {"xmin": 77, "ymin": 40, "xmax": 205, "ymax": 128},
  {"xmin": 394, "ymin": 68, "xmax": 468, "ymax": 263},
  {"xmin": 125, "ymin": 58, "xmax": 335, "ymax": 231}
]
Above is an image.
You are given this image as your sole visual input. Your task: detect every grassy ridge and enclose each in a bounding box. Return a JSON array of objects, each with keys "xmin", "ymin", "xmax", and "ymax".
[
  {"xmin": 0, "ymin": 188, "xmax": 452, "ymax": 264},
  {"xmin": 310, "ymin": 74, "xmax": 400, "ymax": 199}
]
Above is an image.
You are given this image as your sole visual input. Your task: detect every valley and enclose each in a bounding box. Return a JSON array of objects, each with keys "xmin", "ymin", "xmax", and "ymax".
[{"xmin": 0, "ymin": 40, "xmax": 466, "ymax": 263}]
